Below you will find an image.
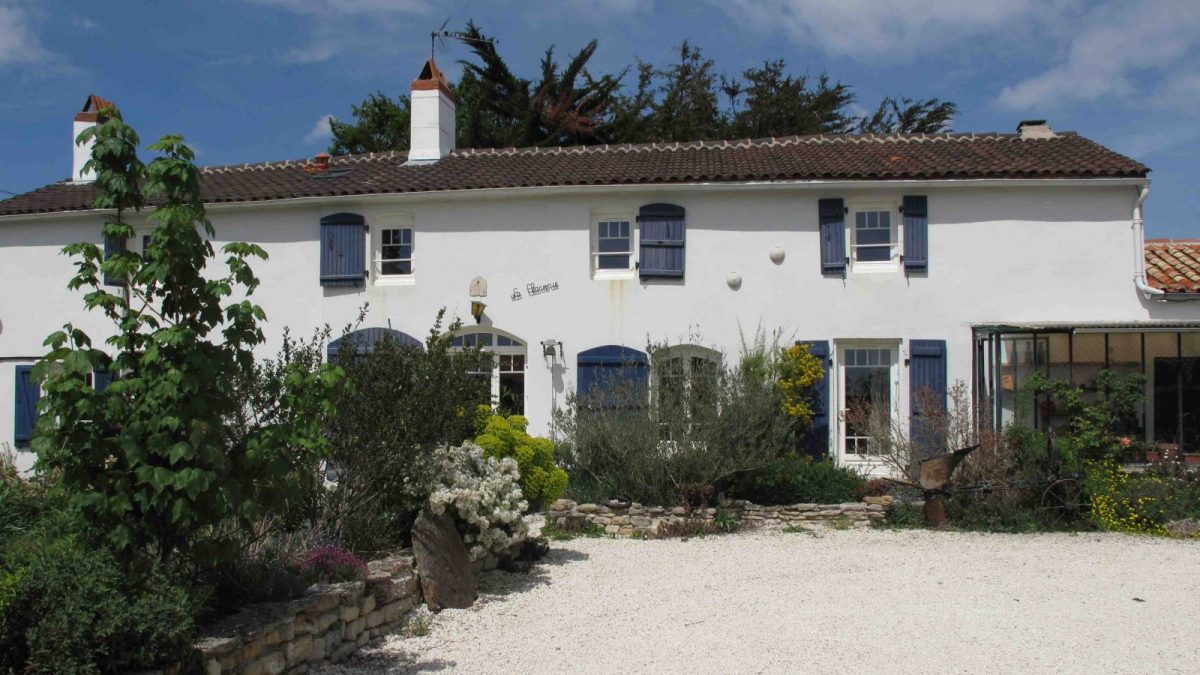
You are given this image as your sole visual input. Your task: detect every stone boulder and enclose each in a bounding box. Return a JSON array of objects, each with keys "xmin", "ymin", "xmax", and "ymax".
[{"xmin": 412, "ymin": 507, "xmax": 477, "ymax": 611}]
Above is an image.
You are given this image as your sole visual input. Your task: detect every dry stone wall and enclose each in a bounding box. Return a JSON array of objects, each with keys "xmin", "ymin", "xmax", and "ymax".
[
  {"xmin": 549, "ymin": 497, "xmax": 892, "ymax": 536},
  {"xmin": 195, "ymin": 556, "xmax": 420, "ymax": 675}
]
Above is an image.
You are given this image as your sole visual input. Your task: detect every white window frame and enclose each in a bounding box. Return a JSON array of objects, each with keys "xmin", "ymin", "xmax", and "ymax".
[
  {"xmin": 835, "ymin": 340, "xmax": 901, "ymax": 466},
  {"xmin": 652, "ymin": 344, "xmax": 722, "ymax": 440},
  {"xmin": 450, "ymin": 328, "xmax": 527, "ymax": 414},
  {"xmin": 847, "ymin": 198, "xmax": 901, "ymax": 273},
  {"xmin": 591, "ymin": 211, "xmax": 636, "ymax": 280},
  {"xmin": 373, "ymin": 213, "xmax": 415, "ymax": 286}
]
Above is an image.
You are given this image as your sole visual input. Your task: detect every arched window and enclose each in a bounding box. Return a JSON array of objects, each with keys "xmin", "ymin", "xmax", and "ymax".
[
  {"xmin": 577, "ymin": 345, "xmax": 649, "ymax": 406},
  {"xmin": 653, "ymin": 345, "xmax": 721, "ymax": 435},
  {"xmin": 450, "ymin": 328, "xmax": 527, "ymax": 415},
  {"xmin": 327, "ymin": 327, "xmax": 422, "ymax": 361}
]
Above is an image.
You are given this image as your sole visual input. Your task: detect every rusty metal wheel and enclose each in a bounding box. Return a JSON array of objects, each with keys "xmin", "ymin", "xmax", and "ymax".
[{"xmin": 1039, "ymin": 477, "xmax": 1085, "ymax": 524}]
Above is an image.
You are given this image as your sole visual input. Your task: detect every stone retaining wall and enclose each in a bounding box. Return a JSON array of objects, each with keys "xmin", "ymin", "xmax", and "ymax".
[
  {"xmin": 549, "ymin": 497, "xmax": 892, "ymax": 536},
  {"xmin": 195, "ymin": 556, "xmax": 420, "ymax": 674}
]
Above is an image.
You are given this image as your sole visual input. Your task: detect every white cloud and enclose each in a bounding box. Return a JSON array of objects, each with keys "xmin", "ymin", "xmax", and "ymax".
[
  {"xmin": 303, "ymin": 114, "xmax": 334, "ymax": 145},
  {"xmin": 711, "ymin": 0, "xmax": 1040, "ymax": 62},
  {"xmin": 71, "ymin": 16, "xmax": 97, "ymax": 31},
  {"xmin": 996, "ymin": 0, "xmax": 1200, "ymax": 112},
  {"xmin": 0, "ymin": 5, "xmax": 52, "ymax": 66}
]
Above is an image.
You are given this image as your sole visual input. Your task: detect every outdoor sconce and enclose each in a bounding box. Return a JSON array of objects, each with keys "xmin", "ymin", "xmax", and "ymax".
[
  {"xmin": 541, "ymin": 339, "xmax": 563, "ymax": 358},
  {"xmin": 470, "ymin": 301, "xmax": 487, "ymax": 324}
]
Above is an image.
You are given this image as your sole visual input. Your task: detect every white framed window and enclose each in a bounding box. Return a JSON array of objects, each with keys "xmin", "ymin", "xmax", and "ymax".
[
  {"xmin": 849, "ymin": 199, "xmax": 900, "ymax": 272},
  {"xmin": 592, "ymin": 212, "xmax": 635, "ymax": 279},
  {"xmin": 450, "ymin": 328, "xmax": 527, "ymax": 415},
  {"xmin": 837, "ymin": 342, "xmax": 899, "ymax": 460},
  {"xmin": 653, "ymin": 345, "xmax": 721, "ymax": 439},
  {"xmin": 373, "ymin": 213, "xmax": 415, "ymax": 285}
]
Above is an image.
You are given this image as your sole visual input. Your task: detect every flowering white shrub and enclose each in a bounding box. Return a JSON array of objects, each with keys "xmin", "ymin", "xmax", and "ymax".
[{"xmin": 428, "ymin": 442, "xmax": 529, "ymax": 561}]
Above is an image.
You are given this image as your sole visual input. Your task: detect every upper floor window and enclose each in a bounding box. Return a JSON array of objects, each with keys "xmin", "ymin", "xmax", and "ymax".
[
  {"xmin": 850, "ymin": 200, "xmax": 899, "ymax": 270},
  {"xmin": 372, "ymin": 213, "xmax": 415, "ymax": 284},
  {"xmin": 380, "ymin": 228, "xmax": 413, "ymax": 276},
  {"xmin": 592, "ymin": 213, "xmax": 635, "ymax": 279}
]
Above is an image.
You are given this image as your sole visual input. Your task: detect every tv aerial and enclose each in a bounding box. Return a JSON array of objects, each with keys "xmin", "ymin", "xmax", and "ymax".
[{"xmin": 430, "ymin": 17, "xmax": 497, "ymax": 59}]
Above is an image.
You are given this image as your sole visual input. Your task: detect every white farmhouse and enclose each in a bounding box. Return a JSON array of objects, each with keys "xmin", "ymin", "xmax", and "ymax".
[{"xmin": 2, "ymin": 61, "xmax": 1198, "ymax": 474}]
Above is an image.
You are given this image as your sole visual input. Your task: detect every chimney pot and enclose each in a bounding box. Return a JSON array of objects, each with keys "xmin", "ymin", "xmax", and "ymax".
[{"xmin": 1017, "ymin": 119, "xmax": 1056, "ymax": 139}]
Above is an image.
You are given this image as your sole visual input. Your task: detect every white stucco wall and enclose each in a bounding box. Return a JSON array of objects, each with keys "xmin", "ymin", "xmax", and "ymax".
[{"xmin": 2, "ymin": 180, "xmax": 1193, "ymax": 473}]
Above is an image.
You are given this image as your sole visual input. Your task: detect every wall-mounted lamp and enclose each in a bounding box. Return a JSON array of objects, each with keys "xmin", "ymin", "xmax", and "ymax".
[
  {"xmin": 541, "ymin": 339, "xmax": 563, "ymax": 358},
  {"xmin": 470, "ymin": 301, "xmax": 487, "ymax": 324}
]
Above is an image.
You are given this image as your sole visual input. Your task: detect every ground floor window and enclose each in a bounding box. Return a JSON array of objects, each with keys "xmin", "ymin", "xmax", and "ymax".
[
  {"xmin": 653, "ymin": 345, "xmax": 720, "ymax": 438},
  {"xmin": 839, "ymin": 344, "xmax": 897, "ymax": 458},
  {"xmin": 452, "ymin": 329, "xmax": 526, "ymax": 416}
]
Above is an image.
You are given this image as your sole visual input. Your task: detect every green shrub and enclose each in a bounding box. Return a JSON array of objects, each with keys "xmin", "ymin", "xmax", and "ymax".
[
  {"xmin": 1087, "ymin": 461, "xmax": 1200, "ymax": 534},
  {"xmin": 474, "ymin": 409, "xmax": 568, "ymax": 511},
  {"xmin": 319, "ymin": 312, "xmax": 491, "ymax": 553},
  {"xmin": 33, "ymin": 108, "xmax": 340, "ymax": 568},
  {"xmin": 0, "ymin": 521, "xmax": 198, "ymax": 674},
  {"xmin": 724, "ymin": 453, "xmax": 865, "ymax": 505},
  {"xmin": 556, "ymin": 331, "xmax": 805, "ymax": 506}
]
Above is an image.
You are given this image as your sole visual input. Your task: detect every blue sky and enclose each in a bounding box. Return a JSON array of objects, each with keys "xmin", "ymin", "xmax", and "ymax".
[{"xmin": 1, "ymin": 0, "xmax": 1197, "ymax": 237}]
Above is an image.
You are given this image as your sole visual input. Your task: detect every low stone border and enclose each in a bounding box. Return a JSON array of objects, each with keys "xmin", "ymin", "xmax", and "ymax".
[
  {"xmin": 549, "ymin": 497, "xmax": 892, "ymax": 536},
  {"xmin": 195, "ymin": 556, "xmax": 420, "ymax": 674}
]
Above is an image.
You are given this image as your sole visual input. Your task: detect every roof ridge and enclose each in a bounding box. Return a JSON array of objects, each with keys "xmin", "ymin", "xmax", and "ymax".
[
  {"xmin": 448, "ymin": 131, "xmax": 1042, "ymax": 159},
  {"xmin": 200, "ymin": 150, "xmax": 407, "ymax": 174}
]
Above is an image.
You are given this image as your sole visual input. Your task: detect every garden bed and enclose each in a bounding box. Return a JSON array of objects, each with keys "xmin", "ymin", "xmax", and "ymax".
[{"xmin": 194, "ymin": 556, "xmax": 421, "ymax": 674}]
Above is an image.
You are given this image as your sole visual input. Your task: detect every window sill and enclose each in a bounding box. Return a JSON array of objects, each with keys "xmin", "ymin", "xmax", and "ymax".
[
  {"xmin": 374, "ymin": 276, "xmax": 416, "ymax": 287},
  {"xmin": 850, "ymin": 261, "xmax": 900, "ymax": 275},
  {"xmin": 593, "ymin": 270, "xmax": 636, "ymax": 281}
]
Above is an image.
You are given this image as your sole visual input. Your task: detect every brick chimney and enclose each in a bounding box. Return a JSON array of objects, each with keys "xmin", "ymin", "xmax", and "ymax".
[
  {"xmin": 408, "ymin": 59, "xmax": 456, "ymax": 163},
  {"xmin": 73, "ymin": 94, "xmax": 112, "ymax": 184}
]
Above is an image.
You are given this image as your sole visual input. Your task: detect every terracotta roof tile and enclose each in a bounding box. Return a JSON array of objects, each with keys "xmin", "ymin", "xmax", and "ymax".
[
  {"xmin": 1145, "ymin": 239, "xmax": 1200, "ymax": 293},
  {"xmin": 0, "ymin": 131, "xmax": 1148, "ymax": 217}
]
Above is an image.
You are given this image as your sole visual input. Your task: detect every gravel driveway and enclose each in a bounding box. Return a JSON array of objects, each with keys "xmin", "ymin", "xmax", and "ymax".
[{"xmin": 319, "ymin": 529, "xmax": 1200, "ymax": 674}]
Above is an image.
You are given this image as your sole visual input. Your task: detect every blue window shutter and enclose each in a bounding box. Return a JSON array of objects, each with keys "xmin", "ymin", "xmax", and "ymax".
[
  {"xmin": 902, "ymin": 195, "xmax": 928, "ymax": 274},
  {"xmin": 799, "ymin": 341, "xmax": 830, "ymax": 460},
  {"xmin": 320, "ymin": 213, "xmax": 367, "ymax": 287},
  {"xmin": 818, "ymin": 198, "xmax": 846, "ymax": 275},
  {"xmin": 909, "ymin": 339, "xmax": 947, "ymax": 458},
  {"xmin": 577, "ymin": 345, "xmax": 649, "ymax": 404},
  {"xmin": 103, "ymin": 233, "xmax": 126, "ymax": 287},
  {"xmin": 637, "ymin": 203, "xmax": 685, "ymax": 279},
  {"xmin": 94, "ymin": 367, "xmax": 114, "ymax": 393},
  {"xmin": 14, "ymin": 365, "xmax": 39, "ymax": 448},
  {"xmin": 327, "ymin": 327, "xmax": 423, "ymax": 361}
]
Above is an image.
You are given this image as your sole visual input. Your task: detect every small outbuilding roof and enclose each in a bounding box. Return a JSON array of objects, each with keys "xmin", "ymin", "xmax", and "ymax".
[{"xmin": 1144, "ymin": 239, "xmax": 1200, "ymax": 294}]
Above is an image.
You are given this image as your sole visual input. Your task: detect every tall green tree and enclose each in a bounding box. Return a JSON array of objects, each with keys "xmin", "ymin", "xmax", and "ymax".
[
  {"xmin": 456, "ymin": 20, "xmax": 623, "ymax": 147},
  {"xmin": 857, "ymin": 96, "xmax": 958, "ymax": 134},
  {"xmin": 34, "ymin": 106, "xmax": 339, "ymax": 566},
  {"xmin": 726, "ymin": 61, "xmax": 856, "ymax": 137},
  {"xmin": 328, "ymin": 24, "xmax": 960, "ymax": 154},
  {"xmin": 649, "ymin": 41, "xmax": 724, "ymax": 142},
  {"xmin": 329, "ymin": 92, "xmax": 410, "ymax": 155}
]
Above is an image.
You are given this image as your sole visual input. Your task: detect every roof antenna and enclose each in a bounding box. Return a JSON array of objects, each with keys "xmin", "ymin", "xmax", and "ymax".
[{"xmin": 431, "ymin": 19, "xmax": 497, "ymax": 60}]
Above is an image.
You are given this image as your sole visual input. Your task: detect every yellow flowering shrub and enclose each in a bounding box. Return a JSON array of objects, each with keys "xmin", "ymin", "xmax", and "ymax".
[
  {"xmin": 778, "ymin": 344, "xmax": 824, "ymax": 426},
  {"xmin": 1086, "ymin": 461, "xmax": 1200, "ymax": 536},
  {"xmin": 474, "ymin": 406, "xmax": 568, "ymax": 510}
]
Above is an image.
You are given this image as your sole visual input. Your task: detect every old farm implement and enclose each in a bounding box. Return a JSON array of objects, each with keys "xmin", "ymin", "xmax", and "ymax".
[{"xmin": 887, "ymin": 444, "xmax": 1086, "ymax": 527}]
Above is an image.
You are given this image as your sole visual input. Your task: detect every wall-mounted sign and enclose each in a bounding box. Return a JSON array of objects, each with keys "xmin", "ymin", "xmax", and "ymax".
[
  {"xmin": 469, "ymin": 276, "xmax": 488, "ymax": 298},
  {"xmin": 512, "ymin": 280, "xmax": 560, "ymax": 301}
]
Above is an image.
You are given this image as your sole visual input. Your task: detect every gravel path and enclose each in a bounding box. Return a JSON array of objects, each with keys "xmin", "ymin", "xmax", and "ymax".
[{"xmin": 319, "ymin": 529, "xmax": 1200, "ymax": 674}]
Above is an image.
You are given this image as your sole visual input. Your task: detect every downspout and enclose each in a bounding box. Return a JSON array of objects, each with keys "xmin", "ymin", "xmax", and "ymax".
[{"xmin": 1132, "ymin": 185, "xmax": 1166, "ymax": 300}]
